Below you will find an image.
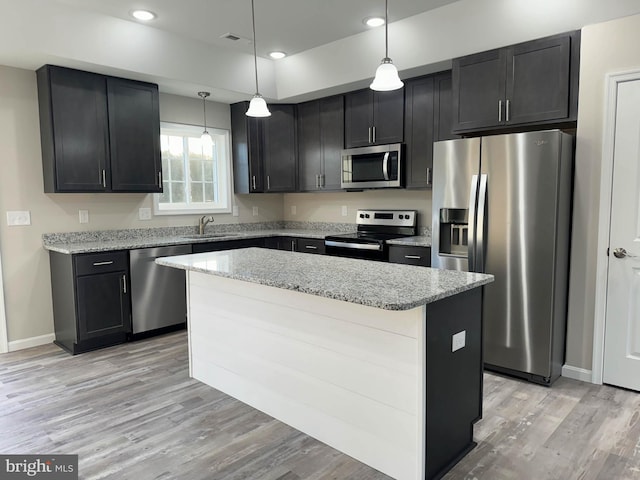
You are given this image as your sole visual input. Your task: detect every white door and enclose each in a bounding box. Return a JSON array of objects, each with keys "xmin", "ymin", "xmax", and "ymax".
[{"xmin": 603, "ymin": 77, "xmax": 640, "ymax": 390}]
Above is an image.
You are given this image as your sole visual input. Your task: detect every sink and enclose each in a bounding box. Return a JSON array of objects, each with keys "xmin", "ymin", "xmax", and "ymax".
[{"xmin": 181, "ymin": 233, "xmax": 239, "ymax": 240}]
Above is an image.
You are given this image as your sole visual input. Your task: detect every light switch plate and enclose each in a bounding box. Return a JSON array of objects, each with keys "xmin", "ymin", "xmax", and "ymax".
[
  {"xmin": 78, "ymin": 210, "xmax": 89, "ymax": 224},
  {"xmin": 452, "ymin": 330, "xmax": 466, "ymax": 352},
  {"xmin": 252, "ymin": 206, "xmax": 259, "ymax": 216},
  {"xmin": 341, "ymin": 205, "xmax": 348, "ymax": 217},
  {"xmin": 138, "ymin": 207, "xmax": 152, "ymax": 220},
  {"xmin": 6, "ymin": 211, "xmax": 31, "ymax": 226}
]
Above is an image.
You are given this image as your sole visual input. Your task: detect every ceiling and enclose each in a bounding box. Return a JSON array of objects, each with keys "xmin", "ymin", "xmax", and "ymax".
[{"xmin": 55, "ymin": 0, "xmax": 460, "ymax": 59}]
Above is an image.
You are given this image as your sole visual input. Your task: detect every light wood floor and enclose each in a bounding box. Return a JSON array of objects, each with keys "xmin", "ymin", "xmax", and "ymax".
[{"xmin": 1, "ymin": 331, "xmax": 639, "ymax": 480}]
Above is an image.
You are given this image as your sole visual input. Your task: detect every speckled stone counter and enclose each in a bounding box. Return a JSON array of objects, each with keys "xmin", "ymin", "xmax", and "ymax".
[
  {"xmin": 386, "ymin": 235, "xmax": 431, "ymax": 247},
  {"xmin": 157, "ymin": 247, "xmax": 492, "ymax": 310}
]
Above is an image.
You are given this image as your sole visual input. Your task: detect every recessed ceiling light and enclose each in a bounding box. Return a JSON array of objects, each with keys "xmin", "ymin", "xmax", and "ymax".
[
  {"xmin": 269, "ymin": 51, "xmax": 287, "ymax": 60},
  {"xmin": 131, "ymin": 9, "xmax": 156, "ymax": 21},
  {"xmin": 364, "ymin": 17, "xmax": 385, "ymax": 27}
]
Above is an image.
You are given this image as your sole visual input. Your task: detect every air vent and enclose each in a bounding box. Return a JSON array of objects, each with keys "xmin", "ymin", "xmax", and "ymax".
[{"xmin": 220, "ymin": 33, "xmax": 251, "ymax": 44}]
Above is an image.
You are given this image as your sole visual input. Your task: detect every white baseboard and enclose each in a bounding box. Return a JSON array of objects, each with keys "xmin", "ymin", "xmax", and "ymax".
[
  {"xmin": 562, "ymin": 364, "xmax": 593, "ymax": 383},
  {"xmin": 8, "ymin": 333, "xmax": 55, "ymax": 352}
]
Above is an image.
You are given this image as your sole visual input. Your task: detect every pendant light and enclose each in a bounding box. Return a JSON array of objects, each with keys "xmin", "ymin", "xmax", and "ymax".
[
  {"xmin": 246, "ymin": 0, "xmax": 271, "ymax": 117},
  {"xmin": 370, "ymin": 0, "xmax": 403, "ymax": 91},
  {"xmin": 198, "ymin": 91, "xmax": 214, "ymax": 147}
]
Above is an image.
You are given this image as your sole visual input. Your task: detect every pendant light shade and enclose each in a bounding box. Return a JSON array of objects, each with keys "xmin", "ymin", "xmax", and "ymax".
[
  {"xmin": 246, "ymin": 0, "xmax": 271, "ymax": 117},
  {"xmin": 198, "ymin": 91, "xmax": 214, "ymax": 147},
  {"xmin": 370, "ymin": 0, "xmax": 403, "ymax": 91}
]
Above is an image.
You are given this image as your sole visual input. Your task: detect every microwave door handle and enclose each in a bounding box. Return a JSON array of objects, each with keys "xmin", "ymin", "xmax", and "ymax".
[
  {"xmin": 468, "ymin": 174, "xmax": 479, "ymax": 272},
  {"xmin": 382, "ymin": 152, "xmax": 390, "ymax": 181}
]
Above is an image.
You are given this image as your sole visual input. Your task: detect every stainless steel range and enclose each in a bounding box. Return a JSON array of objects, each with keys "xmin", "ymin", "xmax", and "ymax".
[{"xmin": 325, "ymin": 209, "xmax": 417, "ymax": 261}]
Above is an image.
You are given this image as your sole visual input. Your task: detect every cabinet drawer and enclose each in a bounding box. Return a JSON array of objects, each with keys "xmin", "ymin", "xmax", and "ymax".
[
  {"xmin": 295, "ymin": 238, "xmax": 326, "ymax": 255},
  {"xmin": 388, "ymin": 245, "xmax": 431, "ymax": 267},
  {"xmin": 74, "ymin": 251, "xmax": 128, "ymax": 276}
]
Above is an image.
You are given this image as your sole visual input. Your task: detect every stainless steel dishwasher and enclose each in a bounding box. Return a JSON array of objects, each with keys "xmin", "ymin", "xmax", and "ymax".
[{"xmin": 129, "ymin": 244, "xmax": 192, "ymax": 337}]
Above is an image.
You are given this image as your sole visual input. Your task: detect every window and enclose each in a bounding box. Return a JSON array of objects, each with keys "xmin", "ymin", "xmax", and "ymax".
[{"xmin": 153, "ymin": 122, "xmax": 232, "ymax": 215}]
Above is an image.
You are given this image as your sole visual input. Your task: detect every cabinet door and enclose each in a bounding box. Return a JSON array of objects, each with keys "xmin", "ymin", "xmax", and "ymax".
[
  {"xmin": 404, "ymin": 76, "xmax": 435, "ymax": 189},
  {"xmin": 263, "ymin": 105, "xmax": 297, "ymax": 192},
  {"xmin": 434, "ymin": 72, "xmax": 458, "ymax": 141},
  {"xmin": 373, "ymin": 89, "xmax": 405, "ymax": 145},
  {"xmin": 76, "ymin": 270, "xmax": 130, "ymax": 341},
  {"xmin": 40, "ymin": 66, "xmax": 109, "ymax": 192},
  {"xmin": 297, "ymin": 100, "xmax": 322, "ymax": 191},
  {"xmin": 319, "ymin": 95, "xmax": 345, "ymax": 190},
  {"xmin": 231, "ymin": 102, "xmax": 264, "ymax": 193},
  {"xmin": 506, "ymin": 35, "xmax": 571, "ymax": 125},
  {"xmin": 452, "ymin": 48, "xmax": 507, "ymax": 132},
  {"xmin": 107, "ymin": 78, "xmax": 162, "ymax": 192},
  {"xmin": 344, "ymin": 89, "xmax": 374, "ymax": 148},
  {"xmin": 294, "ymin": 238, "xmax": 326, "ymax": 255}
]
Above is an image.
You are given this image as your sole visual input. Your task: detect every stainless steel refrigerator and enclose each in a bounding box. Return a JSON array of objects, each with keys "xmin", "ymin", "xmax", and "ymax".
[{"xmin": 431, "ymin": 130, "xmax": 573, "ymax": 384}]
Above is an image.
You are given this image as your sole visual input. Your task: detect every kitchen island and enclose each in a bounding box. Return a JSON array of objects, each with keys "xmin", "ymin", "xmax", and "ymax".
[{"xmin": 157, "ymin": 248, "xmax": 493, "ymax": 480}]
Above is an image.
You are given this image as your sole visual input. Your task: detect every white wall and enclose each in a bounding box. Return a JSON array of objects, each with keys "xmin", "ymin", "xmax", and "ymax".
[{"xmin": 0, "ymin": 65, "xmax": 283, "ymax": 345}]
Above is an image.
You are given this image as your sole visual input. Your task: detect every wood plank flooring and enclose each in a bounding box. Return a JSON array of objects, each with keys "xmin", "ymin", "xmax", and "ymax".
[{"xmin": 1, "ymin": 331, "xmax": 639, "ymax": 479}]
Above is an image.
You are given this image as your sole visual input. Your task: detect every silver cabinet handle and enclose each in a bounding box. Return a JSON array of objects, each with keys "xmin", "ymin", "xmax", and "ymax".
[
  {"xmin": 320, "ymin": 174, "xmax": 325, "ymax": 188},
  {"xmin": 267, "ymin": 175, "xmax": 271, "ymax": 190},
  {"xmin": 372, "ymin": 126, "xmax": 376, "ymax": 144},
  {"xmin": 613, "ymin": 247, "xmax": 638, "ymax": 258},
  {"xmin": 102, "ymin": 169, "xmax": 107, "ymax": 188},
  {"xmin": 92, "ymin": 261, "xmax": 113, "ymax": 266},
  {"xmin": 316, "ymin": 174, "xmax": 320, "ymax": 189},
  {"xmin": 305, "ymin": 245, "xmax": 318, "ymax": 250},
  {"xmin": 368, "ymin": 127, "xmax": 372, "ymax": 144},
  {"xmin": 158, "ymin": 171, "xmax": 162, "ymax": 188},
  {"xmin": 291, "ymin": 240, "xmax": 296, "ymax": 251},
  {"xmin": 426, "ymin": 167, "xmax": 432, "ymax": 186},
  {"xmin": 252, "ymin": 175, "xmax": 256, "ymax": 190},
  {"xmin": 404, "ymin": 255, "xmax": 422, "ymax": 259},
  {"xmin": 498, "ymin": 100, "xmax": 503, "ymax": 123},
  {"xmin": 122, "ymin": 274, "xmax": 127, "ymax": 294},
  {"xmin": 506, "ymin": 99, "xmax": 511, "ymax": 122}
]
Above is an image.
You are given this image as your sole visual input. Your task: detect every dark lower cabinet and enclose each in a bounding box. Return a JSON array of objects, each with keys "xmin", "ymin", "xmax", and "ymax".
[
  {"xmin": 50, "ymin": 250, "xmax": 131, "ymax": 355},
  {"xmin": 388, "ymin": 245, "xmax": 431, "ymax": 267},
  {"xmin": 192, "ymin": 238, "xmax": 265, "ymax": 253},
  {"xmin": 264, "ymin": 236, "xmax": 296, "ymax": 251},
  {"xmin": 37, "ymin": 65, "xmax": 162, "ymax": 193},
  {"xmin": 294, "ymin": 238, "xmax": 326, "ymax": 255}
]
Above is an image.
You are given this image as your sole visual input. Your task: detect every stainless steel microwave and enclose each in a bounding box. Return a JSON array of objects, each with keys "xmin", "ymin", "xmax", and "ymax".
[{"xmin": 341, "ymin": 143, "xmax": 403, "ymax": 189}]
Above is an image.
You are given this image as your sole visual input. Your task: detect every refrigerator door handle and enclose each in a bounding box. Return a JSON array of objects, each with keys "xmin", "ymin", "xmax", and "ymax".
[
  {"xmin": 476, "ymin": 174, "xmax": 488, "ymax": 273},
  {"xmin": 468, "ymin": 174, "xmax": 479, "ymax": 271}
]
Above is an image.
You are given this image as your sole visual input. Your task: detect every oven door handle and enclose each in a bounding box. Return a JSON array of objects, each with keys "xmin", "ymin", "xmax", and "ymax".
[
  {"xmin": 324, "ymin": 240, "xmax": 383, "ymax": 251},
  {"xmin": 382, "ymin": 152, "xmax": 390, "ymax": 181}
]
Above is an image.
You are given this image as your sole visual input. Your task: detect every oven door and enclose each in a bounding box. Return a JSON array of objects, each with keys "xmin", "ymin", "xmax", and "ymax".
[
  {"xmin": 324, "ymin": 238, "xmax": 387, "ymax": 261},
  {"xmin": 341, "ymin": 144, "xmax": 402, "ymax": 189}
]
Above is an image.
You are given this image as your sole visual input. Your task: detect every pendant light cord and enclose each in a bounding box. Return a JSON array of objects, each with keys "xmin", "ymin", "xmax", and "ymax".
[
  {"xmin": 251, "ymin": 0, "xmax": 260, "ymax": 94},
  {"xmin": 202, "ymin": 96, "xmax": 207, "ymax": 131},
  {"xmin": 384, "ymin": 0, "xmax": 389, "ymax": 59}
]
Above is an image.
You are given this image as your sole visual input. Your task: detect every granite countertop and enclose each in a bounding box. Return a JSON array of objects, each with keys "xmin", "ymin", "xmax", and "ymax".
[
  {"xmin": 386, "ymin": 235, "xmax": 432, "ymax": 247},
  {"xmin": 157, "ymin": 248, "xmax": 492, "ymax": 311},
  {"xmin": 42, "ymin": 222, "xmax": 432, "ymax": 254}
]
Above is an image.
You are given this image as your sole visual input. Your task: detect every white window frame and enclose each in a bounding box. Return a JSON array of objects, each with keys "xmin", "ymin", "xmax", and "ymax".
[{"xmin": 153, "ymin": 122, "xmax": 233, "ymax": 216}]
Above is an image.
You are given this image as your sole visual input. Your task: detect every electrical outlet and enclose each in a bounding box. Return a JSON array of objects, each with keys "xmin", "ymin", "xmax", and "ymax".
[
  {"xmin": 341, "ymin": 205, "xmax": 348, "ymax": 217},
  {"xmin": 6, "ymin": 211, "xmax": 31, "ymax": 226},
  {"xmin": 78, "ymin": 210, "xmax": 89, "ymax": 224},
  {"xmin": 232, "ymin": 205, "xmax": 239, "ymax": 217},
  {"xmin": 252, "ymin": 206, "xmax": 259, "ymax": 216},
  {"xmin": 291, "ymin": 205, "xmax": 297, "ymax": 215},
  {"xmin": 452, "ymin": 330, "xmax": 466, "ymax": 352},
  {"xmin": 138, "ymin": 207, "xmax": 152, "ymax": 220}
]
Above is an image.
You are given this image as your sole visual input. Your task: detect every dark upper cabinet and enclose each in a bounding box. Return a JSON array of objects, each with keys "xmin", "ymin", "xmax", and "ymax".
[
  {"xmin": 107, "ymin": 78, "xmax": 162, "ymax": 192},
  {"xmin": 344, "ymin": 88, "xmax": 404, "ymax": 148},
  {"xmin": 404, "ymin": 71, "xmax": 458, "ymax": 189},
  {"xmin": 37, "ymin": 65, "xmax": 162, "ymax": 193},
  {"xmin": 452, "ymin": 31, "xmax": 579, "ymax": 133},
  {"xmin": 297, "ymin": 95, "xmax": 344, "ymax": 191},
  {"xmin": 231, "ymin": 102, "xmax": 297, "ymax": 193}
]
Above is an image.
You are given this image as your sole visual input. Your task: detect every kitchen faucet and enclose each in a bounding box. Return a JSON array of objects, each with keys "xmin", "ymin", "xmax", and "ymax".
[{"xmin": 198, "ymin": 215, "xmax": 214, "ymax": 235}]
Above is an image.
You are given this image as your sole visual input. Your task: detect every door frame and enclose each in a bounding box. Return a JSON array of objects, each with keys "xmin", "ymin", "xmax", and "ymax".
[
  {"xmin": 0, "ymin": 245, "xmax": 8, "ymax": 354},
  {"xmin": 591, "ymin": 69, "xmax": 640, "ymax": 384}
]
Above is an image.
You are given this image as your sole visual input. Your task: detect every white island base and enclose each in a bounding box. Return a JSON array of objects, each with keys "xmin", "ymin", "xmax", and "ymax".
[{"xmin": 185, "ymin": 269, "xmax": 484, "ymax": 480}]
